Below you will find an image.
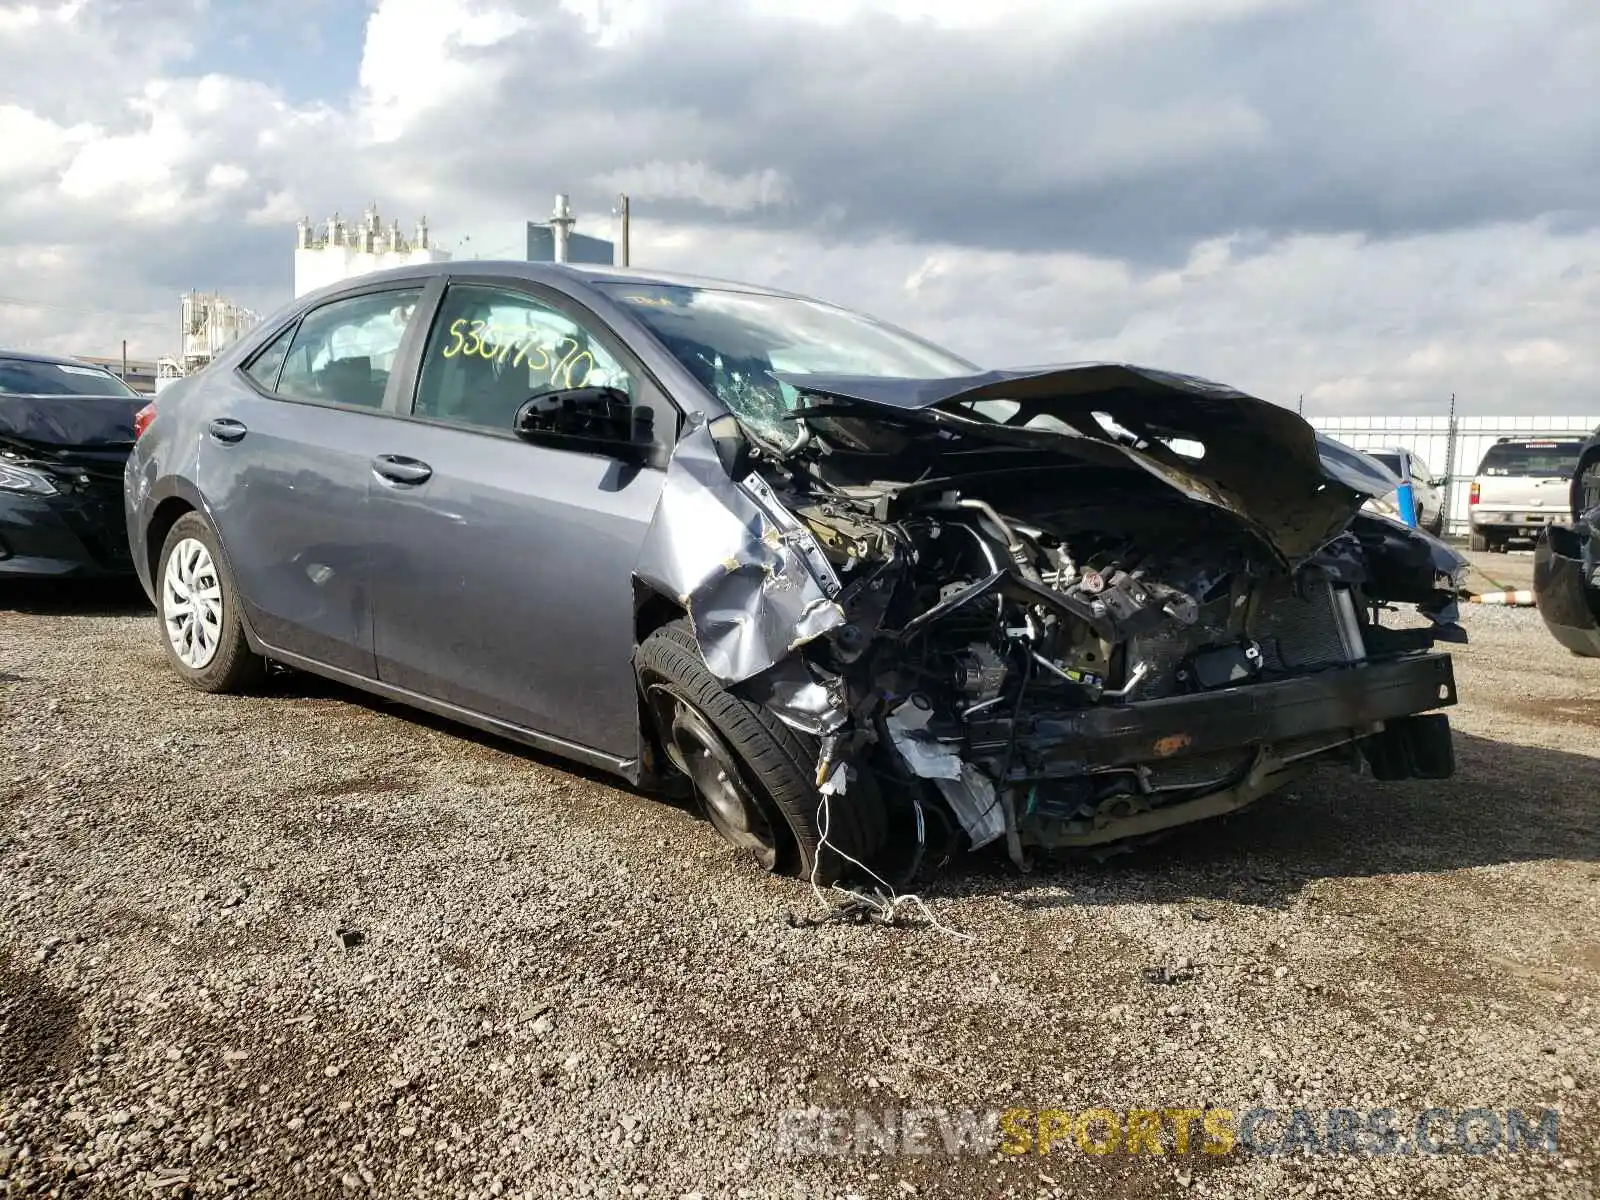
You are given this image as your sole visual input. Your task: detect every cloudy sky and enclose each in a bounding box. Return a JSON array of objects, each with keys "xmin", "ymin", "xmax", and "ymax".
[{"xmin": 1, "ymin": 0, "xmax": 1597, "ymax": 415}]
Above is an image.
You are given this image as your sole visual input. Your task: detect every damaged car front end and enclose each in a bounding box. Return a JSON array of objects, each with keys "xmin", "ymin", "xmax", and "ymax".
[
  {"xmin": 0, "ymin": 359, "xmax": 150, "ymax": 578},
  {"xmin": 629, "ymin": 345, "xmax": 1466, "ymax": 876}
]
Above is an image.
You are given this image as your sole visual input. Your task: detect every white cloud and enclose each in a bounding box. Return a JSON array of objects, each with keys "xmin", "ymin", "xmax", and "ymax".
[
  {"xmin": 0, "ymin": 0, "xmax": 1593, "ymax": 420},
  {"xmin": 620, "ymin": 216, "xmax": 1600, "ymax": 415},
  {"xmin": 358, "ymin": 0, "xmax": 533, "ymax": 141},
  {"xmin": 737, "ymin": 0, "xmax": 1303, "ymax": 32},
  {"xmin": 591, "ymin": 162, "xmax": 789, "ymax": 212}
]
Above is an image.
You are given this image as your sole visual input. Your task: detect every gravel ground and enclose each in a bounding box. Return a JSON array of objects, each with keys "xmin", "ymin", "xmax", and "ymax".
[{"xmin": 1, "ymin": 555, "xmax": 1596, "ymax": 1200}]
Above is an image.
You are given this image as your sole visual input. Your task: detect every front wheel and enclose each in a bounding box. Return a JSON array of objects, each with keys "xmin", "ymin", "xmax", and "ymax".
[
  {"xmin": 635, "ymin": 620, "xmax": 887, "ymax": 885},
  {"xmin": 155, "ymin": 512, "xmax": 266, "ymax": 693}
]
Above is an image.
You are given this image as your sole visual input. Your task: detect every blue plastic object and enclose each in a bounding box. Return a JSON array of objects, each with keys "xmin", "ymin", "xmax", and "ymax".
[{"xmin": 1395, "ymin": 455, "xmax": 1419, "ymax": 528}]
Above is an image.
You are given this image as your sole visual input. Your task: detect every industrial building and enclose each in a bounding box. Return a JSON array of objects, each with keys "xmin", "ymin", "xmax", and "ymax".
[
  {"xmin": 65, "ymin": 197, "xmax": 627, "ymax": 394},
  {"xmin": 458, "ymin": 195, "xmax": 626, "ymax": 266},
  {"xmin": 74, "ymin": 354, "xmax": 159, "ymax": 394},
  {"xmin": 293, "ymin": 206, "xmax": 452, "ymax": 298}
]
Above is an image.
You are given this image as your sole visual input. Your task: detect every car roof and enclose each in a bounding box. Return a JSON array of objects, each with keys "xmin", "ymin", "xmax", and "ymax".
[
  {"xmin": 1489, "ymin": 436, "xmax": 1584, "ymax": 447},
  {"xmin": 0, "ymin": 348, "xmax": 105, "ymax": 368},
  {"xmin": 300, "ymin": 260, "xmax": 821, "ymax": 305}
]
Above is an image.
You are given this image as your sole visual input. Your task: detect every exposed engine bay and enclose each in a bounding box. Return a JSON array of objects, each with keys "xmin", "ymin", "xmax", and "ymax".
[{"xmin": 636, "ymin": 364, "xmax": 1466, "ymax": 878}]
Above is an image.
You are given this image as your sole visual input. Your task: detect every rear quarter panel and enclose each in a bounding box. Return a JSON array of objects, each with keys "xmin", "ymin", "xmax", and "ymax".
[{"xmin": 125, "ymin": 374, "xmax": 211, "ymax": 599}]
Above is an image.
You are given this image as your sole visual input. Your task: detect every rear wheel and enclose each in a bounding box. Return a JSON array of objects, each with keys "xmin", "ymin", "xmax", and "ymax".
[
  {"xmin": 636, "ymin": 620, "xmax": 887, "ymax": 885},
  {"xmin": 1469, "ymin": 532, "xmax": 1488, "ymax": 552},
  {"xmin": 156, "ymin": 512, "xmax": 265, "ymax": 694}
]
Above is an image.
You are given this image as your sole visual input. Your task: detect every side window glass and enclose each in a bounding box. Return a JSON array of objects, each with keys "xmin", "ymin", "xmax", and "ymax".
[
  {"xmin": 414, "ymin": 284, "xmax": 634, "ymax": 433},
  {"xmin": 274, "ymin": 289, "xmax": 423, "ymax": 409},
  {"xmin": 243, "ymin": 322, "xmax": 297, "ymax": 391}
]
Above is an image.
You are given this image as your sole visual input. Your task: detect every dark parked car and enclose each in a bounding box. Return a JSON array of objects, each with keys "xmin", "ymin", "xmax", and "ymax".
[
  {"xmin": 124, "ymin": 263, "xmax": 1467, "ymax": 885},
  {"xmin": 1, "ymin": 350, "xmax": 149, "ymax": 577},
  {"xmin": 1533, "ymin": 424, "xmax": 1600, "ymax": 657}
]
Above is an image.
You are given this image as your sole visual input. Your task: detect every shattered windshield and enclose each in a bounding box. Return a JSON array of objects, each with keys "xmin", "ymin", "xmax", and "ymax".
[
  {"xmin": 0, "ymin": 358, "xmax": 141, "ymax": 397},
  {"xmin": 604, "ymin": 283, "xmax": 974, "ymax": 444}
]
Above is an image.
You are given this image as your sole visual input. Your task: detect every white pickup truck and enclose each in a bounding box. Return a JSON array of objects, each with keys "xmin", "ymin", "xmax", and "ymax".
[{"xmin": 1468, "ymin": 437, "xmax": 1585, "ymax": 552}]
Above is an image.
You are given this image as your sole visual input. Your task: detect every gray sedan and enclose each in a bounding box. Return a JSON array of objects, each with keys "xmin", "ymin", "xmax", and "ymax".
[{"xmin": 125, "ymin": 262, "xmax": 1467, "ymax": 887}]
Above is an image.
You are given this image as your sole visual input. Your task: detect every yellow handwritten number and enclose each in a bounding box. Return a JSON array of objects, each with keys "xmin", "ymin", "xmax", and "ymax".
[{"xmin": 442, "ymin": 318, "xmax": 466, "ymax": 357}]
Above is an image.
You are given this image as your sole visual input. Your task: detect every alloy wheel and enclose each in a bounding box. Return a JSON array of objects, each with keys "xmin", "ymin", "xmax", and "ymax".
[{"xmin": 162, "ymin": 536, "xmax": 224, "ymax": 670}]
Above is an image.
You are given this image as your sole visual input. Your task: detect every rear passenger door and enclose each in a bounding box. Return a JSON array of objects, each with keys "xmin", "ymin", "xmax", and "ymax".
[
  {"xmin": 365, "ymin": 279, "xmax": 675, "ymax": 757},
  {"xmin": 200, "ymin": 283, "xmax": 431, "ymax": 675}
]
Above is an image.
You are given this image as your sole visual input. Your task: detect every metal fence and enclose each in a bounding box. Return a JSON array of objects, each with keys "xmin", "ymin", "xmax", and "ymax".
[{"xmin": 1309, "ymin": 412, "xmax": 1598, "ymax": 536}]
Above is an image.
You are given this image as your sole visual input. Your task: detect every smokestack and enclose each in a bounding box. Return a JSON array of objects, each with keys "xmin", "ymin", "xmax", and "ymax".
[{"xmin": 551, "ymin": 193, "xmax": 575, "ymax": 264}]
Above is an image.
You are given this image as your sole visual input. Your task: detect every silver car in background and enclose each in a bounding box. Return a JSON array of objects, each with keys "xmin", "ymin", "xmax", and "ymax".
[{"xmin": 124, "ymin": 262, "xmax": 1467, "ymax": 888}]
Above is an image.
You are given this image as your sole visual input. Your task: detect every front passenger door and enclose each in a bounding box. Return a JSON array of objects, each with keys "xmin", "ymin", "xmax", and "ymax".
[{"xmin": 365, "ymin": 282, "xmax": 673, "ymax": 756}]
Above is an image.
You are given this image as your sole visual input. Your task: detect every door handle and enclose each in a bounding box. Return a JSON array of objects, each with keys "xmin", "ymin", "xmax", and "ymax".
[
  {"xmin": 207, "ymin": 418, "xmax": 248, "ymax": 444},
  {"xmin": 372, "ymin": 454, "xmax": 433, "ymax": 485}
]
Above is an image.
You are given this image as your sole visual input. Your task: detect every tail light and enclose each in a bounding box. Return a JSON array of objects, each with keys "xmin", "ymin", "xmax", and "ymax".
[
  {"xmin": 133, "ymin": 402, "xmax": 157, "ymax": 439},
  {"xmin": 1468, "ymin": 481, "xmax": 1480, "ymax": 505}
]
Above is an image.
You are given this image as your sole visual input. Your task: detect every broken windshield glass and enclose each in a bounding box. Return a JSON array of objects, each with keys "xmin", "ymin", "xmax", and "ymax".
[{"xmin": 604, "ymin": 283, "xmax": 974, "ymax": 445}]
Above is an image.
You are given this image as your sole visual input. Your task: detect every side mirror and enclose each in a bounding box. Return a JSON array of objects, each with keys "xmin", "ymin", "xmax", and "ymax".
[{"xmin": 513, "ymin": 386, "xmax": 653, "ymax": 464}]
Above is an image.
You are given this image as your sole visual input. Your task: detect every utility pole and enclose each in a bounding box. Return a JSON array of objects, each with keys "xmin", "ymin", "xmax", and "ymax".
[
  {"xmin": 1441, "ymin": 391, "xmax": 1458, "ymax": 536},
  {"xmin": 616, "ymin": 193, "xmax": 630, "ymax": 267},
  {"xmin": 550, "ymin": 193, "xmax": 575, "ymax": 264},
  {"xmin": 1297, "ymin": 393, "xmax": 1304, "ymax": 416},
  {"xmin": 121, "ymin": 339, "xmax": 128, "ymax": 384}
]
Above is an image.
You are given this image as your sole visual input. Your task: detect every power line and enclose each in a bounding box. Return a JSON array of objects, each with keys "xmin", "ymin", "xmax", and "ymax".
[{"xmin": 0, "ymin": 294, "xmax": 173, "ymax": 331}]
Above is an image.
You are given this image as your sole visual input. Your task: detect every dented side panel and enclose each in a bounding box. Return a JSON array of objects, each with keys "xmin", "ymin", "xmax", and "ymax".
[{"xmin": 633, "ymin": 416, "xmax": 847, "ymax": 685}]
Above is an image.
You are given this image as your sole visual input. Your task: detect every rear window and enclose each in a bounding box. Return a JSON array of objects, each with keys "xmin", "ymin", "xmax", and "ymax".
[
  {"xmin": 0, "ymin": 357, "xmax": 141, "ymax": 397},
  {"xmin": 1368, "ymin": 452, "xmax": 1402, "ymax": 475},
  {"xmin": 1474, "ymin": 441, "xmax": 1582, "ymax": 478}
]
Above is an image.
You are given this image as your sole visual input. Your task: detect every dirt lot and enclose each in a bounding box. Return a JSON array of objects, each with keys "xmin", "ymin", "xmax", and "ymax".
[{"xmin": 1, "ymin": 550, "xmax": 1597, "ymax": 1199}]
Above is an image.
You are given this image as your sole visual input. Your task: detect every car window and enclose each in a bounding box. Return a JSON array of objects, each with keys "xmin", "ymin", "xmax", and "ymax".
[
  {"xmin": 1369, "ymin": 452, "xmax": 1402, "ymax": 475},
  {"xmin": 0, "ymin": 357, "xmax": 141, "ymax": 397},
  {"xmin": 273, "ymin": 289, "xmax": 423, "ymax": 409},
  {"xmin": 1475, "ymin": 441, "xmax": 1582, "ymax": 478},
  {"xmin": 413, "ymin": 284, "xmax": 635, "ymax": 433},
  {"xmin": 1411, "ymin": 455, "xmax": 1432, "ymax": 480},
  {"xmin": 242, "ymin": 323, "xmax": 297, "ymax": 392}
]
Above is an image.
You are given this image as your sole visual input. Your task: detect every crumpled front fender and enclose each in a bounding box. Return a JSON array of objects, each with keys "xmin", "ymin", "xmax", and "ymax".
[{"xmin": 631, "ymin": 414, "xmax": 846, "ymax": 685}]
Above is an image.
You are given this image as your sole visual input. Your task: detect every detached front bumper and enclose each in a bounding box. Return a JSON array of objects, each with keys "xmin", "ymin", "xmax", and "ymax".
[
  {"xmin": 1534, "ymin": 525, "xmax": 1600, "ymax": 658},
  {"xmin": 968, "ymin": 653, "xmax": 1458, "ymax": 848},
  {"xmin": 970, "ymin": 653, "xmax": 1457, "ymax": 775}
]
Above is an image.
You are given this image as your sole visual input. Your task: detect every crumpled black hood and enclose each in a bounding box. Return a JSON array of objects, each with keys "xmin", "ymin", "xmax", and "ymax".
[
  {"xmin": 778, "ymin": 362, "xmax": 1399, "ymax": 565},
  {"xmin": 0, "ymin": 394, "xmax": 147, "ymax": 450}
]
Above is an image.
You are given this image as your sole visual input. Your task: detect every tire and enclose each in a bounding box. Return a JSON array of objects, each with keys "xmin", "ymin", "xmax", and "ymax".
[
  {"xmin": 155, "ymin": 512, "xmax": 266, "ymax": 694},
  {"xmin": 636, "ymin": 620, "xmax": 887, "ymax": 885},
  {"xmin": 1469, "ymin": 532, "xmax": 1488, "ymax": 552},
  {"xmin": 1426, "ymin": 512, "xmax": 1445, "ymax": 537}
]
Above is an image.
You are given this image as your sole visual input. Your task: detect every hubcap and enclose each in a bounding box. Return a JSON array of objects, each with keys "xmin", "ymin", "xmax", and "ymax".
[
  {"xmin": 647, "ymin": 685, "xmax": 778, "ymax": 870},
  {"xmin": 162, "ymin": 537, "xmax": 223, "ymax": 669}
]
